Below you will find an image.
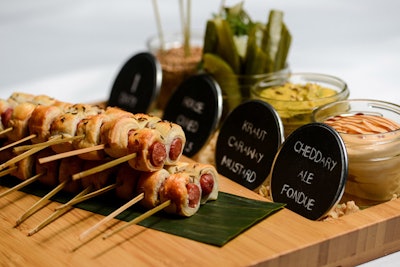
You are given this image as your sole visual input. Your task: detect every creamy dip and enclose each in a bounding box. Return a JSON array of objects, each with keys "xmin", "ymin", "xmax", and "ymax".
[
  {"xmin": 259, "ymin": 82, "xmax": 337, "ymax": 103},
  {"xmin": 323, "ymin": 113, "xmax": 400, "ymax": 205},
  {"xmin": 256, "ymin": 82, "xmax": 338, "ymax": 136},
  {"xmin": 324, "ymin": 113, "xmax": 400, "ymax": 134}
]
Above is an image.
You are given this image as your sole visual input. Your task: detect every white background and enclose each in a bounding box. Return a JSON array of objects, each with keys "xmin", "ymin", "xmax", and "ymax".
[{"xmin": 1, "ymin": 1, "xmax": 400, "ymax": 265}]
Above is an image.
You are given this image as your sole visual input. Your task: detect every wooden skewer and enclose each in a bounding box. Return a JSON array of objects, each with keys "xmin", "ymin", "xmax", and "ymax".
[
  {"xmin": 39, "ymin": 144, "xmax": 105, "ymax": 164},
  {"xmin": 79, "ymin": 193, "xmax": 145, "ymax": 241},
  {"xmin": 0, "ymin": 134, "xmax": 36, "ymax": 153},
  {"xmin": 15, "ymin": 180, "xmax": 68, "ymax": 227},
  {"xmin": 56, "ymin": 185, "xmax": 93, "ymax": 210},
  {"xmin": 152, "ymin": 0, "xmax": 165, "ymax": 51},
  {"xmin": 0, "ymin": 146, "xmax": 47, "ymax": 171},
  {"xmin": 28, "ymin": 203, "xmax": 73, "ymax": 236},
  {"xmin": 0, "ymin": 172, "xmax": 43, "ymax": 198},
  {"xmin": 72, "ymin": 153, "xmax": 137, "ymax": 181},
  {"xmin": 12, "ymin": 135, "xmax": 62, "ymax": 153},
  {"xmin": 13, "ymin": 135, "xmax": 83, "ymax": 153},
  {"xmin": 179, "ymin": 0, "xmax": 185, "ymax": 48},
  {"xmin": 102, "ymin": 199, "xmax": 171, "ymax": 240},
  {"xmin": 0, "ymin": 166, "xmax": 17, "ymax": 178},
  {"xmin": 55, "ymin": 183, "xmax": 117, "ymax": 211},
  {"xmin": 72, "ymin": 220, "xmax": 121, "ymax": 253},
  {"xmin": 0, "ymin": 135, "xmax": 85, "ymax": 171},
  {"xmin": 183, "ymin": 0, "xmax": 192, "ymax": 57},
  {"xmin": 0, "ymin": 127, "xmax": 13, "ymax": 136},
  {"xmin": 27, "ymin": 186, "xmax": 91, "ymax": 236}
]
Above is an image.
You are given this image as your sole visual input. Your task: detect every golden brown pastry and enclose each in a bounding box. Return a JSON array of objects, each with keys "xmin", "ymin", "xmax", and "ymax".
[
  {"xmin": 0, "ymin": 99, "xmax": 15, "ymax": 132},
  {"xmin": 11, "ymin": 153, "xmax": 36, "ymax": 180},
  {"xmin": 151, "ymin": 120, "xmax": 186, "ymax": 165},
  {"xmin": 80, "ymin": 159, "xmax": 116, "ymax": 190},
  {"xmin": 166, "ymin": 162, "xmax": 219, "ymax": 204},
  {"xmin": 100, "ymin": 117, "xmax": 140, "ymax": 158},
  {"xmin": 114, "ymin": 163, "xmax": 141, "ymax": 201},
  {"xmin": 183, "ymin": 163, "xmax": 218, "ymax": 204},
  {"xmin": 50, "ymin": 104, "xmax": 103, "ymax": 153},
  {"xmin": 159, "ymin": 172, "xmax": 202, "ymax": 217},
  {"xmin": 74, "ymin": 107, "xmax": 133, "ymax": 160},
  {"xmin": 35, "ymin": 148, "xmax": 60, "ymax": 187},
  {"xmin": 30, "ymin": 94, "xmax": 58, "ymax": 106},
  {"xmin": 7, "ymin": 92, "xmax": 35, "ymax": 105},
  {"xmin": 132, "ymin": 113, "xmax": 162, "ymax": 128},
  {"xmin": 133, "ymin": 114, "xmax": 186, "ymax": 165},
  {"xmin": 28, "ymin": 105, "xmax": 67, "ymax": 144},
  {"xmin": 127, "ymin": 128, "xmax": 166, "ymax": 172},
  {"xmin": 58, "ymin": 156, "xmax": 84, "ymax": 194},
  {"xmin": 136, "ymin": 168, "xmax": 170, "ymax": 209},
  {"xmin": 6, "ymin": 102, "xmax": 37, "ymax": 141}
]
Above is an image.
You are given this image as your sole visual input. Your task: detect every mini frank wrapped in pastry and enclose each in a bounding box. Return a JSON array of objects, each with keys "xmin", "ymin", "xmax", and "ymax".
[
  {"xmin": 166, "ymin": 162, "xmax": 219, "ymax": 204},
  {"xmin": 136, "ymin": 168, "xmax": 170, "ymax": 209},
  {"xmin": 127, "ymin": 128, "xmax": 167, "ymax": 172},
  {"xmin": 159, "ymin": 172, "xmax": 202, "ymax": 217}
]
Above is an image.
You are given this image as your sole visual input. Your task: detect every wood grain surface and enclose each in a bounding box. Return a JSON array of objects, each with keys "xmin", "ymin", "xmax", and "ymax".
[{"xmin": 2, "ymin": 166, "xmax": 400, "ymax": 267}]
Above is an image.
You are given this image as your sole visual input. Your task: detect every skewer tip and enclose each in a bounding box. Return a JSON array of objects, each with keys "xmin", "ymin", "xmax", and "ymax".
[
  {"xmin": 102, "ymin": 199, "xmax": 171, "ymax": 240},
  {"xmin": 14, "ymin": 220, "xmax": 22, "ymax": 228},
  {"xmin": 27, "ymin": 228, "xmax": 37, "ymax": 236}
]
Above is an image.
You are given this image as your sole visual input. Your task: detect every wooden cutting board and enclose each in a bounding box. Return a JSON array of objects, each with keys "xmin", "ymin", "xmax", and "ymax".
[{"xmin": 2, "ymin": 164, "xmax": 400, "ymax": 267}]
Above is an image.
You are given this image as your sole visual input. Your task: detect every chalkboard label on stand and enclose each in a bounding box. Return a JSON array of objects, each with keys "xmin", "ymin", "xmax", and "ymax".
[
  {"xmin": 163, "ymin": 73, "xmax": 222, "ymax": 157},
  {"xmin": 270, "ymin": 123, "xmax": 348, "ymax": 220},
  {"xmin": 215, "ymin": 100, "xmax": 284, "ymax": 190},
  {"xmin": 108, "ymin": 52, "xmax": 161, "ymax": 113}
]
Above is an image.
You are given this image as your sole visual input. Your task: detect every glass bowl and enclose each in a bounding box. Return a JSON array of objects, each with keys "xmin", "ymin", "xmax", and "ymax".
[
  {"xmin": 251, "ymin": 72, "xmax": 349, "ymax": 137},
  {"xmin": 147, "ymin": 32, "xmax": 203, "ymax": 110},
  {"xmin": 313, "ymin": 99, "xmax": 400, "ymax": 206},
  {"xmin": 211, "ymin": 66, "xmax": 290, "ymax": 121}
]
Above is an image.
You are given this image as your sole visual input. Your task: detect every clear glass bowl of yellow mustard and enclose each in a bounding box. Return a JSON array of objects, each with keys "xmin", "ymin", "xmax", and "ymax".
[
  {"xmin": 251, "ymin": 72, "xmax": 349, "ymax": 137},
  {"xmin": 313, "ymin": 99, "xmax": 400, "ymax": 206}
]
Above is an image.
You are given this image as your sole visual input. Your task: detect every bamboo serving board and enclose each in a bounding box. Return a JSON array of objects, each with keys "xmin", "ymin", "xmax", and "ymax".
[{"xmin": 2, "ymin": 162, "xmax": 400, "ymax": 267}]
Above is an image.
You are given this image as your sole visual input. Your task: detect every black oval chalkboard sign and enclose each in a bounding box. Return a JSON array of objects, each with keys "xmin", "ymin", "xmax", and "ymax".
[
  {"xmin": 270, "ymin": 123, "xmax": 348, "ymax": 220},
  {"xmin": 108, "ymin": 52, "xmax": 161, "ymax": 113},
  {"xmin": 163, "ymin": 73, "xmax": 222, "ymax": 157},
  {"xmin": 215, "ymin": 100, "xmax": 284, "ymax": 190}
]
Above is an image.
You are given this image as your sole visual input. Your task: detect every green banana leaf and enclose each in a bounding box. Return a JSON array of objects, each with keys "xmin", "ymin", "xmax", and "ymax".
[{"xmin": 1, "ymin": 176, "xmax": 285, "ymax": 247}]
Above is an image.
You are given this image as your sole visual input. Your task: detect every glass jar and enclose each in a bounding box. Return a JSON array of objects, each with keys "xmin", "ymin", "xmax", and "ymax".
[
  {"xmin": 147, "ymin": 32, "xmax": 203, "ymax": 110},
  {"xmin": 192, "ymin": 67, "xmax": 289, "ymax": 166},
  {"xmin": 212, "ymin": 66, "xmax": 290, "ymax": 121},
  {"xmin": 251, "ymin": 72, "xmax": 349, "ymax": 137},
  {"xmin": 313, "ymin": 99, "xmax": 400, "ymax": 206}
]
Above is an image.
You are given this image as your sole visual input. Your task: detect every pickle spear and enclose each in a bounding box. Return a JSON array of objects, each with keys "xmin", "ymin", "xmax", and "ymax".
[
  {"xmin": 202, "ymin": 53, "xmax": 241, "ymax": 112},
  {"xmin": 211, "ymin": 18, "xmax": 241, "ymax": 74},
  {"xmin": 201, "ymin": 4, "xmax": 292, "ymax": 113},
  {"xmin": 261, "ymin": 10, "xmax": 292, "ymax": 72},
  {"xmin": 273, "ymin": 23, "xmax": 292, "ymax": 71},
  {"xmin": 203, "ymin": 20, "xmax": 218, "ymax": 55},
  {"xmin": 244, "ymin": 23, "xmax": 268, "ymax": 75}
]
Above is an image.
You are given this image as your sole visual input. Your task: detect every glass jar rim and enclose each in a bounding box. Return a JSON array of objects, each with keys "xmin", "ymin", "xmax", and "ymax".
[
  {"xmin": 313, "ymin": 98, "xmax": 400, "ymax": 136},
  {"xmin": 251, "ymin": 72, "xmax": 349, "ymax": 103},
  {"xmin": 146, "ymin": 31, "xmax": 204, "ymax": 51}
]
